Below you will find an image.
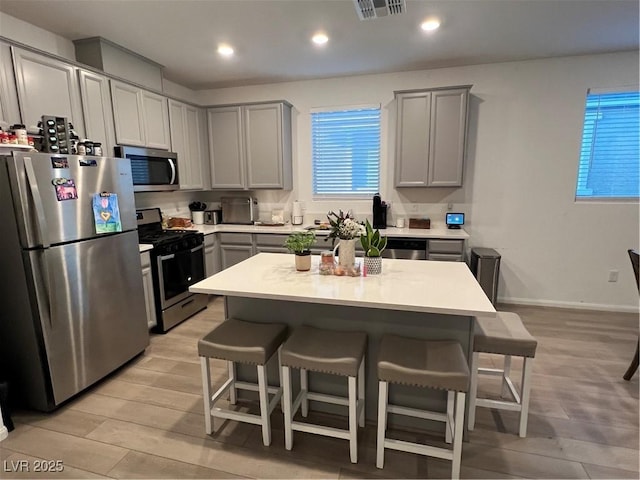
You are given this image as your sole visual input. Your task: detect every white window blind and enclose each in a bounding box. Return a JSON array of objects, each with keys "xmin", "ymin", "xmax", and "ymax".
[
  {"xmin": 312, "ymin": 106, "xmax": 380, "ymax": 197},
  {"xmin": 576, "ymin": 89, "xmax": 639, "ymax": 199}
]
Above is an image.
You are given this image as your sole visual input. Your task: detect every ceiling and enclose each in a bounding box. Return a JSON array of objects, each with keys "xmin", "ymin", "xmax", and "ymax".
[{"xmin": 0, "ymin": 0, "xmax": 637, "ymax": 90}]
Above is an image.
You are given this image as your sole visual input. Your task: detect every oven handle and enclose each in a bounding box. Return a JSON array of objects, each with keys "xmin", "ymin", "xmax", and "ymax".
[{"xmin": 158, "ymin": 243, "xmax": 203, "ymax": 261}]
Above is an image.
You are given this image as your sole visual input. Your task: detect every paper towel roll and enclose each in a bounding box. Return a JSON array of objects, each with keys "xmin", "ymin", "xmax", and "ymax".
[{"xmin": 292, "ymin": 201, "xmax": 303, "ymax": 225}]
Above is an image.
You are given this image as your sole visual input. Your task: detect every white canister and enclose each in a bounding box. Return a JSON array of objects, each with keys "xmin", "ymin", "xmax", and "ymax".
[
  {"xmin": 396, "ymin": 217, "xmax": 405, "ymax": 228},
  {"xmin": 192, "ymin": 211, "xmax": 204, "ymax": 225},
  {"xmin": 292, "ymin": 201, "xmax": 303, "ymax": 225}
]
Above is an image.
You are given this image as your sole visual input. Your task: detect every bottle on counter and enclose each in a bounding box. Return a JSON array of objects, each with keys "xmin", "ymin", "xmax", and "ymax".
[{"xmin": 93, "ymin": 142, "xmax": 102, "ymax": 156}]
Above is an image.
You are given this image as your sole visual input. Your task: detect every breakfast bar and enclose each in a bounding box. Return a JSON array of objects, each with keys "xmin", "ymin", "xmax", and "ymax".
[{"xmin": 190, "ymin": 253, "xmax": 496, "ymax": 424}]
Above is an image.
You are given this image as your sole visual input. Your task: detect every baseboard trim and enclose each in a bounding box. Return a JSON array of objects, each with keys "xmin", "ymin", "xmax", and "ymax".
[{"xmin": 498, "ymin": 296, "xmax": 639, "ymax": 314}]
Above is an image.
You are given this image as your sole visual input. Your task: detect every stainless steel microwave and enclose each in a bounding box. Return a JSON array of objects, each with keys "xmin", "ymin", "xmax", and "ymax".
[{"xmin": 115, "ymin": 146, "xmax": 179, "ymax": 192}]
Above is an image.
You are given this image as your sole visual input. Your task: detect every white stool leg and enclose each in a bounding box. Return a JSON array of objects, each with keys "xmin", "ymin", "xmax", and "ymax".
[
  {"xmin": 200, "ymin": 357, "xmax": 212, "ymax": 435},
  {"xmin": 300, "ymin": 368, "xmax": 309, "ymax": 417},
  {"xmin": 451, "ymin": 391, "xmax": 465, "ymax": 480},
  {"xmin": 445, "ymin": 390, "xmax": 454, "ymax": 444},
  {"xmin": 228, "ymin": 360, "xmax": 237, "ymax": 405},
  {"xmin": 502, "ymin": 355, "xmax": 512, "ymax": 398},
  {"xmin": 282, "ymin": 365, "xmax": 293, "ymax": 450},
  {"xmin": 376, "ymin": 381, "xmax": 388, "ymax": 469},
  {"xmin": 257, "ymin": 364, "xmax": 271, "ymax": 446},
  {"xmin": 357, "ymin": 359, "xmax": 365, "ymax": 428},
  {"xmin": 519, "ymin": 357, "xmax": 534, "ymax": 437},
  {"xmin": 467, "ymin": 352, "xmax": 479, "ymax": 431},
  {"xmin": 348, "ymin": 375, "xmax": 358, "ymax": 463}
]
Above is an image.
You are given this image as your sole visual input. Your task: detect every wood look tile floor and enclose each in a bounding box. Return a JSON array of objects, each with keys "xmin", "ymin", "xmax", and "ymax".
[{"xmin": 1, "ymin": 298, "xmax": 638, "ymax": 479}]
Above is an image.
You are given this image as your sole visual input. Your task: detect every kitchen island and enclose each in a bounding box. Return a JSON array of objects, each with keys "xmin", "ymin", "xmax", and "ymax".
[{"xmin": 190, "ymin": 253, "xmax": 495, "ymax": 424}]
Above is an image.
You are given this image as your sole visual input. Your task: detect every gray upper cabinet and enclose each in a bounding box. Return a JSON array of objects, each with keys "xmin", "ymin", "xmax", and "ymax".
[
  {"xmin": 395, "ymin": 86, "xmax": 470, "ymax": 188},
  {"xmin": 12, "ymin": 47, "xmax": 84, "ymax": 136},
  {"xmin": 111, "ymin": 80, "xmax": 170, "ymax": 149},
  {"xmin": 208, "ymin": 101, "xmax": 292, "ymax": 190},
  {"xmin": 78, "ymin": 69, "xmax": 116, "ymax": 156},
  {"xmin": 169, "ymin": 99, "xmax": 204, "ymax": 190},
  {"xmin": 0, "ymin": 43, "xmax": 21, "ymax": 127}
]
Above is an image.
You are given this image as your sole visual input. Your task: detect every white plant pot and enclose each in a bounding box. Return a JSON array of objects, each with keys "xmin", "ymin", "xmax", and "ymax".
[
  {"xmin": 364, "ymin": 256, "xmax": 382, "ymax": 275},
  {"xmin": 295, "ymin": 253, "xmax": 311, "ymax": 271}
]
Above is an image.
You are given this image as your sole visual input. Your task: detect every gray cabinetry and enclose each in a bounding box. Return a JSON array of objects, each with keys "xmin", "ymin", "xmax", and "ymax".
[
  {"xmin": 208, "ymin": 101, "xmax": 292, "ymax": 190},
  {"xmin": 204, "ymin": 233, "xmax": 220, "ymax": 276},
  {"xmin": 12, "ymin": 47, "xmax": 84, "ymax": 136},
  {"xmin": 78, "ymin": 69, "xmax": 116, "ymax": 156},
  {"xmin": 140, "ymin": 251, "xmax": 157, "ymax": 329},
  {"xmin": 219, "ymin": 233, "xmax": 254, "ymax": 270},
  {"xmin": 0, "ymin": 43, "xmax": 20, "ymax": 126},
  {"xmin": 426, "ymin": 239, "xmax": 465, "ymax": 262},
  {"xmin": 395, "ymin": 86, "xmax": 470, "ymax": 187},
  {"xmin": 255, "ymin": 234, "xmax": 289, "ymax": 254},
  {"xmin": 111, "ymin": 80, "xmax": 170, "ymax": 149},
  {"xmin": 169, "ymin": 99, "xmax": 204, "ymax": 190}
]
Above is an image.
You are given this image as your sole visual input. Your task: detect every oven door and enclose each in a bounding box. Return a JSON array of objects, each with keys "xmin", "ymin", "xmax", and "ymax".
[{"xmin": 156, "ymin": 244, "xmax": 205, "ymax": 309}]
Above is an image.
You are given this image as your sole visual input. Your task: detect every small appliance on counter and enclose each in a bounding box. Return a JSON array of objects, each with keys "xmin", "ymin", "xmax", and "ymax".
[
  {"xmin": 221, "ymin": 197, "xmax": 258, "ymax": 224},
  {"xmin": 292, "ymin": 201, "xmax": 303, "ymax": 225},
  {"xmin": 204, "ymin": 209, "xmax": 222, "ymax": 225},
  {"xmin": 446, "ymin": 212, "xmax": 465, "ymax": 229},
  {"xmin": 372, "ymin": 193, "xmax": 388, "ymax": 229}
]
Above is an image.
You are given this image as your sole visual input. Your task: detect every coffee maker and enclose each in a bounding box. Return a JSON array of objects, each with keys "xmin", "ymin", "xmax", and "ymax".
[{"xmin": 372, "ymin": 193, "xmax": 388, "ymax": 229}]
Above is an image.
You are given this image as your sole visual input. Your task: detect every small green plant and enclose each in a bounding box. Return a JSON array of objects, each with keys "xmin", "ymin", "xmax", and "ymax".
[
  {"xmin": 284, "ymin": 231, "xmax": 316, "ymax": 255},
  {"xmin": 360, "ymin": 219, "xmax": 387, "ymax": 257}
]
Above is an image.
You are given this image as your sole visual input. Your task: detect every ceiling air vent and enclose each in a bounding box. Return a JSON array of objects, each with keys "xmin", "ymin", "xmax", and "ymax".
[{"xmin": 353, "ymin": 0, "xmax": 406, "ymax": 20}]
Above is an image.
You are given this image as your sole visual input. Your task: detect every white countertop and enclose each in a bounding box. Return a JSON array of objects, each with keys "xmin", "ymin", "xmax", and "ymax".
[
  {"xmin": 190, "ymin": 252, "xmax": 494, "ymax": 317},
  {"xmin": 183, "ymin": 223, "xmax": 469, "ymax": 239},
  {"xmin": 139, "ymin": 244, "xmax": 153, "ymax": 253}
]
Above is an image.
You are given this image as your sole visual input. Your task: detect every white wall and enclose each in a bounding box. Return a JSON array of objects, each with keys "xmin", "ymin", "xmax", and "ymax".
[
  {"xmin": 198, "ymin": 52, "xmax": 640, "ymax": 311},
  {"xmin": 0, "ymin": 12, "xmax": 75, "ymax": 60}
]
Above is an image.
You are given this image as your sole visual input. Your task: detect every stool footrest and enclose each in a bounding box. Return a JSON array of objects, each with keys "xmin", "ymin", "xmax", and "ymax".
[
  {"xmin": 292, "ymin": 421, "xmax": 351, "ymax": 440},
  {"xmin": 234, "ymin": 381, "xmax": 280, "ymax": 395},
  {"xmin": 210, "ymin": 407, "xmax": 265, "ymax": 426},
  {"xmin": 384, "ymin": 437, "xmax": 453, "ymax": 461},
  {"xmin": 478, "ymin": 367, "xmax": 506, "ymax": 376},
  {"xmin": 387, "ymin": 403, "xmax": 448, "ymax": 423},
  {"xmin": 476, "ymin": 397, "xmax": 522, "ymax": 411},
  {"xmin": 307, "ymin": 391, "xmax": 350, "ymax": 407}
]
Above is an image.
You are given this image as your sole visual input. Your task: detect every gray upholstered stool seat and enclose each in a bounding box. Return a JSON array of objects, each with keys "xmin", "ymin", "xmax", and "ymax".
[
  {"xmin": 280, "ymin": 325, "xmax": 367, "ymax": 463},
  {"xmin": 198, "ymin": 318, "xmax": 288, "ymax": 365},
  {"xmin": 376, "ymin": 335, "xmax": 469, "ymax": 480},
  {"xmin": 468, "ymin": 312, "xmax": 537, "ymax": 438},
  {"xmin": 199, "ymin": 319, "xmax": 287, "ymax": 446}
]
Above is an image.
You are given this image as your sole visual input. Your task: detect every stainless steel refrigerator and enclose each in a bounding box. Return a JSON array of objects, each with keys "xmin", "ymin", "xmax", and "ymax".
[{"xmin": 0, "ymin": 151, "xmax": 149, "ymax": 411}]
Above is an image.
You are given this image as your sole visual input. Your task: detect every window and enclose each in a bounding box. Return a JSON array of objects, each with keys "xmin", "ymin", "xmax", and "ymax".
[
  {"xmin": 576, "ymin": 88, "xmax": 639, "ymax": 200},
  {"xmin": 312, "ymin": 106, "xmax": 381, "ymax": 197}
]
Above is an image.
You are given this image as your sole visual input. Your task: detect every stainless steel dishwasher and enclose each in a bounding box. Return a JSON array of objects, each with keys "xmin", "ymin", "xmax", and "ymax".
[{"xmin": 382, "ymin": 238, "xmax": 427, "ymax": 260}]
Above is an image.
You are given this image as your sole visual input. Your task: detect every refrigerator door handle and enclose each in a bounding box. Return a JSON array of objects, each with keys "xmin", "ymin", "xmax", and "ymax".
[
  {"xmin": 24, "ymin": 157, "xmax": 50, "ymax": 248},
  {"xmin": 30, "ymin": 249, "xmax": 54, "ymax": 329},
  {"xmin": 168, "ymin": 158, "xmax": 176, "ymax": 185}
]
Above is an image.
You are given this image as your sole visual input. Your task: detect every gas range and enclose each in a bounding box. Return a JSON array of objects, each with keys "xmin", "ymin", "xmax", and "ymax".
[{"xmin": 136, "ymin": 208, "xmax": 207, "ymax": 332}]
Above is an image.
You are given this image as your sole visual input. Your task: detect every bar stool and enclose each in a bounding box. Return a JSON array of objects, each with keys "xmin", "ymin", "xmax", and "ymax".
[
  {"xmin": 376, "ymin": 335, "xmax": 469, "ymax": 480},
  {"xmin": 280, "ymin": 325, "xmax": 367, "ymax": 463},
  {"xmin": 198, "ymin": 318, "xmax": 288, "ymax": 446},
  {"xmin": 468, "ymin": 311, "xmax": 538, "ymax": 437}
]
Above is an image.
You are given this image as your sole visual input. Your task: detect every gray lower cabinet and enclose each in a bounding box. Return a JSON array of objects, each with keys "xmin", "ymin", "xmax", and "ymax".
[
  {"xmin": 140, "ymin": 251, "xmax": 157, "ymax": 329},
  {"xmin": 255, "ymin": 234, "xmax": 289, "ymax": 254},
  {"xmin": 111, "ymin": 80, "xmax": 170, "ymax": 149},
  {"xmin": 78, "ymin": 69, "xmax": 116, "ymax": 156},
  {"xmin": 208, "ymin": 101, "xmax": 293, "ymax": 190},
  {"xmin": 426, "ymin": 239, "xmax": 465, "ymax": 261},
  {"xmin": 204, "ymin": 233, "xmax": 220, "ymax": 276},
  {"xmin": 395, "ymin": 86, "xmax": 470, "ymax": 187},
  {"xmin": 220, "ymin": 233, "xmax": 254, "ymax": 270},
  {"xmin": 169, "ymin": 99, "xmax": 204, "ymax": 190},
  {"xmin": 0, "ymin": 43, "xmax": 20, "ymax": 126},
  {"xmin": 12, "ymin": 46, "xmax": 84, "ymax": 137}
]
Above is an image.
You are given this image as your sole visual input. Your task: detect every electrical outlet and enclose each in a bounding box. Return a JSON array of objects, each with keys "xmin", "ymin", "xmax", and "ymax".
[
  {"xmin": 608, "ymin": 270, "xmax": 619, "ymax": 282},
  {"xmin": 447, "ymin": 203, "xmax": 453, "ymax": 211}
]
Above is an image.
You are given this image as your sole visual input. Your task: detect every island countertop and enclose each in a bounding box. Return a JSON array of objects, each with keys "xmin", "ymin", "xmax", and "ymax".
[{"xmin": 190, "ymin": 252, "xmax": 495, "ymax": 317}]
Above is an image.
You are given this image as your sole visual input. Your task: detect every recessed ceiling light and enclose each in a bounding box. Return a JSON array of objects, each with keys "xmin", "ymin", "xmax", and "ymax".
[
  {"xmin": 312, "ymin": 32, "xmax": 329, "ymax": 46},
  {"xmin": 217, "ymin": 44, "xmax": 234, "ymax": 57},
  {"xmin": 421, "ymin": 18, "xmax": 441, "ymax": 32}
]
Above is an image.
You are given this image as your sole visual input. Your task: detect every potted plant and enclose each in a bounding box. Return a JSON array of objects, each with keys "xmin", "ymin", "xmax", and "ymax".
[
  {"xmin": 284, "ymin": 231, "xmax": 316, "ymax": 271},
  {"xmin": 360, "ymin": 219, "xmax": 387, "ymax": 274},
  {"xmin": 189, "ymin": 201, "xmax": 207, "ymax": 225}
]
